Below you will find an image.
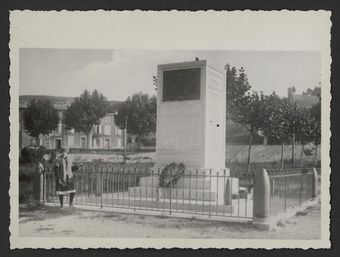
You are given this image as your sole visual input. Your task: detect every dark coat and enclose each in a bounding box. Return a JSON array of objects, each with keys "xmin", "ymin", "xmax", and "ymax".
[{"xmin": 54, "ymin": 156, "xmax": 75, "ymax": 195}]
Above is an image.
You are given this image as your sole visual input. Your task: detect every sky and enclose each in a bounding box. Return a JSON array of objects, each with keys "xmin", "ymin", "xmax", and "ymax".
[{"xmin": 19, "ymin": 48, "xmax": 321, "ymax": 101}]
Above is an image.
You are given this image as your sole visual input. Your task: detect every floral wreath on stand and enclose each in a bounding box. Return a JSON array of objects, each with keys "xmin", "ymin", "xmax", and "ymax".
[{"xmin": 159, "ymin": 162, "xmax": 185, "ymax": 188}]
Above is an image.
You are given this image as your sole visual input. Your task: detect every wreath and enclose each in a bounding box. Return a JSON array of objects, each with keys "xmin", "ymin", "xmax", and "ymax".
[{"xmin": 159, "ymin": 162, "xmax": 185, "ymax": 188}]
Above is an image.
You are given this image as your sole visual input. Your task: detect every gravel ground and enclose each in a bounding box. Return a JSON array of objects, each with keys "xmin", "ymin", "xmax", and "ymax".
[{"xmin": 19, "ymin": 203, "xmax": 320, "ymax": 239}]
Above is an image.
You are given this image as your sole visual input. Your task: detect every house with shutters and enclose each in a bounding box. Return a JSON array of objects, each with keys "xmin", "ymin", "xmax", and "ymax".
[{"xmin": 19, "ymin": 95, "xmax": 126, "ymax": 150}]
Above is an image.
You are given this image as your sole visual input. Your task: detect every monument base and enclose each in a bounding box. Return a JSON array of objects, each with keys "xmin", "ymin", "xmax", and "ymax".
[{"xmin": 127, "ymin": 167, "xmax": 239, "ymax": 210}]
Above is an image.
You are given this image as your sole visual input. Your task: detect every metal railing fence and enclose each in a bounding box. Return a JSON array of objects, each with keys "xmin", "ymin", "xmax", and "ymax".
[
  {"xmin": 43, "ymin": 164, "xmax": 253, "ymax": 220},
  {"xmin": 267, "ymin": 168, "xmax": 315, "ymax": 214}
]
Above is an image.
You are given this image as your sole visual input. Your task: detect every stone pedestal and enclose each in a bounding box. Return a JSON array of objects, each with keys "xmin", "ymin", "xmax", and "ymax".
[
  {"xmin": 128, "ymin": 168, "xmax": 238, "ymax": 210},
  {"xmin": 156, "ymin": 60, "xmax": 226, "ymax": 169}
]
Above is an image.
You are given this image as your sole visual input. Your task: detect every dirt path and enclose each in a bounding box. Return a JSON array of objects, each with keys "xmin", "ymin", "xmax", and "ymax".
[{"xmin": 19, "ymin": 203, "xmax": 320, "ymax": 239}]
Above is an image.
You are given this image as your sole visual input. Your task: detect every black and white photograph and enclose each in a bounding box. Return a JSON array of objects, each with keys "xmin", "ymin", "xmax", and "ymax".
[{"xmin": 9, "ymin": 10, "xmax": 331, "ymax": 249}]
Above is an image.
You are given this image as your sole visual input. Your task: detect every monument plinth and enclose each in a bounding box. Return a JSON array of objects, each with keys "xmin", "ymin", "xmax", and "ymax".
[{"xmin": 156, "ymin": 60, "xmax": 226, "ymax": 169}]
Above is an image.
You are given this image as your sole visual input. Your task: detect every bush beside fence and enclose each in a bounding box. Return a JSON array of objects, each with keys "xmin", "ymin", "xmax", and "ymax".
[{"xmin": 19, "ymin": 163, "xmax": 41, "ymax": 203}]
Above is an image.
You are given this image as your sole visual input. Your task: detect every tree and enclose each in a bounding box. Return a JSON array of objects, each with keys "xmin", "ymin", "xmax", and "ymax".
[
  {"xmin": 153, "ymin": 75, "xmax": 158, "ymax": 91},
  {"xmin": 302, "ymin": 85, "xmax": 321, "ymax": 101},
  {"xmin": 226, "ymin": 64, "xmax": 263, "ymax": 173},
  {"xmin": 63, "ymin": 89, "xmax": 110, "ymax": 149},
  {"xmin": 242, "ymin": 91, "xmax": 270, "ymax": 173},
  {"xmin": 259, "ymin": 94, "xmax": 292, "ymax": 168},
  {"xmin": 228, "ymin": 89, "xmax": 266, "ymax": 173},
  {"xmin": 295, "ymin": 108, "xmax": 316, "ymax": 167},
  {"xmin": 23, "ymin": 99, "xmax": 59, "ymax": 145},
  {"xmin": 115, "ymin": 92, "xmax": 157, "ymax": 145},
  {"xmin": 282, "ymin": 104, "xmax": 313, "ymax": 168},
  {"xmin": 310, "ymin": 102, "xmax": 321, "ymax": 166},
  {"xmin": 225, "ymin": 65, "xmax": 251, "ymax": 122}
]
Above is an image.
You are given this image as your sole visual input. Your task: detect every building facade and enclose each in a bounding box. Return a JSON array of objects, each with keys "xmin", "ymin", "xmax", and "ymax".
[
  {"xmin": 287, "ymin": 87, "xmax": 319, "ymax": 108},
  {"xmin": 19, "ymin": 96, "xmax": 126, "ymax": 150}
]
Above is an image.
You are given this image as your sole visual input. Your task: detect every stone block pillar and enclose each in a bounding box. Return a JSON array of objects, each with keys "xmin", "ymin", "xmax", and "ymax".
[{"xmin": 253, "ymin": 169, "xmax": 270, "ymax": 219}]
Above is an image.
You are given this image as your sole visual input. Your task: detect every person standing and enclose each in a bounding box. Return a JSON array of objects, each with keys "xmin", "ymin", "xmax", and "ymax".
[{"xmin": 54, "ymin": 148, "xmax": 76, "ymax": 208}]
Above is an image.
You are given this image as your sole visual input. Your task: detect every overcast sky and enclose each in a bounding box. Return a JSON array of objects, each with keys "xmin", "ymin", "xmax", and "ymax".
[{"xmin": 19, "ymin": 48, "xmax": 320, "ymax": 101}]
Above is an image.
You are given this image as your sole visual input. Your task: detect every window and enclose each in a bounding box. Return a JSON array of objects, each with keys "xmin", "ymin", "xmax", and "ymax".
[
  {"xmin": 96, "ymin": 138, "xmax": 101, "ymax": 147},
  {"xmin": 104, "ymin": 125, "xmax": 111, "ymax": 135},
  {"xmin": 57, "ymin": 122, "xmax": 62, "ymax": 133},
  {"xmin": 55, "ymin": 139, "xmax": 62, "ymax": 149},
  {"xmin": 80, "ymin": 137, "xmax": 86, "ymax": 148},
  {"xmin": 116, "ymin": 138, "xmax": 122, "ymax": 148},
  {"xmin": 115, "ymin": 127, "xmax": 122, "ymax": 136},
  {"xmin": 68, "ymin": 135, "xmax": 74, "ymax": 147},
  {"xmin": 104, "ymin": 138, "xmax": 110, "ymax": 149}
]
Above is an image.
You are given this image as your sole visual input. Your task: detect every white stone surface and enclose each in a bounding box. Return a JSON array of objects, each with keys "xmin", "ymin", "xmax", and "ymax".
[{"xmin": 156, "ymin": 60, "xmax": 226, "ymax": 169}]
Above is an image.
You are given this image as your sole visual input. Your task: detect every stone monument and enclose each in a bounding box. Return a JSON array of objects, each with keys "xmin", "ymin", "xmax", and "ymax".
[
  {"xmin": 156, "ymin": 60, "xmax": 226, "ymax": 169},
  {"xmin": 128, "ymin": 60, "xmax": 238, "ymax": 209}
]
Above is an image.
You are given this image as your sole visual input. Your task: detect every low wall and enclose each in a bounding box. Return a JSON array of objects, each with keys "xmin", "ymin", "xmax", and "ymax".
[{"xmin": 226, "ymin": 145, "xmax": 321, "ymax": 164}]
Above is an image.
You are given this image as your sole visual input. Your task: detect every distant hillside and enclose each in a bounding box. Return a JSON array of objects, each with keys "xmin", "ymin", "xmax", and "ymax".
[{"xmin": 19, "ymin": 95, "xmax": 121, "ymax": 111}]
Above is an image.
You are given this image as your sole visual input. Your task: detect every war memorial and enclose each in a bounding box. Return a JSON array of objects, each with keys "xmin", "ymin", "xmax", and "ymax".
[{"xmin": 128, "ymin": 60, "xmax": 238, "ymax": 209}]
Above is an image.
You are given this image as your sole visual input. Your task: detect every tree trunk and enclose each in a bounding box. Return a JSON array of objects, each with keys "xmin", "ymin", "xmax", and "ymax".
[
  {"xmin": 281, "ymin": 142, "xmax": 284, "ymax": 169},
  {"xmin": 136, "ymin": 136, "xmax": 142, "ymax": 150},
  {"xmin": 263, "ymin": 136, "xmax": 268, "ymax": 145},
  {"xmin": 292, "ymin": 133, "xmax": 295, "ymax": 168},
  {"xmin": 35, "ymin": 136, "xmax": 40, "ymax": 146},
  {"xmin": 314, "ymin": 144, "xmax": 318, "ymax": 167},
  {"xmin": 247, "ymin": 132, "xmax": 253, "ymax": 173},
  {"xmin": 300, "ymin": 144, "xmax": 305, "ymax": 168}
]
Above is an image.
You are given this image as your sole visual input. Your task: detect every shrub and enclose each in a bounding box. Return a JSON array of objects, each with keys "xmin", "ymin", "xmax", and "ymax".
[
  {"xmin": 20, "ymin": 146, "xmax": 46, "ymax": 164},
  {"xmin": 19, "ymin": 181, "xmax": 34, "ymax": 203},
  {"xmin": 140, "ymin": 137, "xmax": 156, "ymax": 146},
  {"xmin": 19, "ymin": 163, "xmax": 40, "ymax": 203}
]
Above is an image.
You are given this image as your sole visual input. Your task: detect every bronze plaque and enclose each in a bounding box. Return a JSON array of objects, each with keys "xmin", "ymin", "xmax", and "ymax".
[{"xmin": 163, "ymin": 68, "xmax": 201, "ymax": 101}]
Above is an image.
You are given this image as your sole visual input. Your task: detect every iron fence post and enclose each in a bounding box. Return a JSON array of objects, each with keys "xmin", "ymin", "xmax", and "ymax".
[
  {"xmin": 100, "ymin": 167, "xmax": 103, "ymax": 208},
  {"xmin": 133, "ymin": 168, "xmax": 136, "ymax": 211},
  {"xmin": 216, "ymin": 171, "xmax": 219, "ymax": 216},
  {"xmin": 209, "ymin": 169, "xmax": 211, "ymax": 218},
  {"xmin": 284, "ymin": 175, "xmax": 287, "ymax": 212},
  {"xmin": 42, "ymin": 166, "xmax": 46, "ymax": 204},
  {"xmin": 202, "ymin": 169, "xmax": 205, "ymax": 214},
  {"xmin": 169, "ymin": 168, "xmax": 172, "ymax": 215},
  {"xmin": 299, "ymin": 174, "xmax": 302, "ymax": 206}
]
